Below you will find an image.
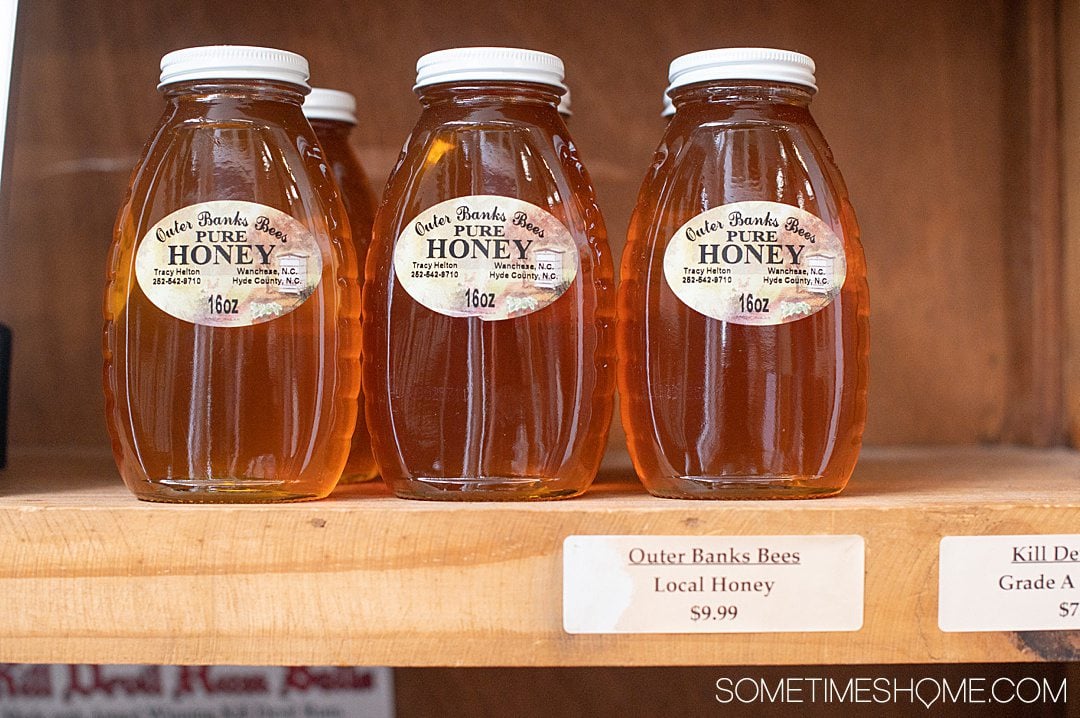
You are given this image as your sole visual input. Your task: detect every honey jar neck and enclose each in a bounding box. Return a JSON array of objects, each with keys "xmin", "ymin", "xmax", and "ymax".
[
  {"xmin": 415, "ymin": 81, "xmax": 563, "ymax": 114},
  {"xmin": 669, "ymin": 81, "xmax": 814, "ymax": 113},
  {"xmin": 159, "ymin": 80, "xmax": 308, "ymax": 116},
  {"xmin": 309, "ymin": 118, "xmax": 355, "ymax": 140}
]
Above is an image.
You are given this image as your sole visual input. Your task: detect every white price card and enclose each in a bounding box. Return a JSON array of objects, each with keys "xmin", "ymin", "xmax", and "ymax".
[
  {"xmin": 939, "ymin": 535, "xmax": 1080, "ymax": 632},
  {"xmin": 563, "ymin": 535, "xmax": 864, "ymax": 634}
]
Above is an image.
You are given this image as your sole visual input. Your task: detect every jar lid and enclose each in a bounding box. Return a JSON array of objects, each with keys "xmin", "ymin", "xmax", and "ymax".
[
  {"xmin": 415, "ymin": 47, "xmax": 566, "ymax": 91},
  {"xmin": 668, "ymin": 48, "xmax": 816, "ymax": 92},
  {"xmin": 159, "ymin": 45, "xmax": 310, "ymax": 90},
  {"xmin": 304, "ymin": 87, "xmax": 357, "ymax": 124},
  {"xmin": 558, "ymin": 86, "xmax": 572, "ymax": 117}
]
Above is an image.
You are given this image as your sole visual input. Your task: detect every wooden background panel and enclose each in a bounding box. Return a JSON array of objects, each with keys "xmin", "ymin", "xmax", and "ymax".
[
  {"xmin": 0, "ymin": 0, "xmax": 1015, "ymax": 451},
  {"xmin": 1001, "ymin": 0, "xmax": 1063, "ymax": 446},
  {"xmin": 1063, "ymin": 0, "xmax": 1080, "ymax": 445}
]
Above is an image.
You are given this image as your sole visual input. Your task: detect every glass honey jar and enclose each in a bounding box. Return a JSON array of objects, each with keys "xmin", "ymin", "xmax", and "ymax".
[
  {"xmin": 364, "ymin": 47, "xmax": 615, "ymax": 500},
  {"xmin": 304, "ymin": 87, "xmax": 380, "ymax": 484},
  {"xmin": 618, "ymin": 48, "xmax": 869, "ymax": 499},
  {"xmin": 104, "ymin": 46, "xmax": 360, "ymax": 502}
]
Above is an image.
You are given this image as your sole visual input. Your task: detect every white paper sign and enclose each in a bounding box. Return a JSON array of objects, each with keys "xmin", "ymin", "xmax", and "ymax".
[
  {"xmin": 939, "ymin": 535, "xmax": 1080, "ymax": 632},
  {"xmin": 563, "ymin": 535, "xmax": 864, "ymax": 634}
]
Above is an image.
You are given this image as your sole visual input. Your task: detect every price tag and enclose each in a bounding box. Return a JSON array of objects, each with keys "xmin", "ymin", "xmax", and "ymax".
[
  {"xmin": 563, "ymin": 535, "xmax": 864, "ymax": 634},
  {"xmin": 939, "ymin": 535, "xmax": 1080, "ymax": 632}
]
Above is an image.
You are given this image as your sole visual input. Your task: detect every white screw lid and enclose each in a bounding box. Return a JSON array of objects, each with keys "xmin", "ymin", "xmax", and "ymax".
[
  {"xmin": 668, "ymin": 48, "xmax": 816, "ymax": 92},
  {"xmin": 558, "ymin": 87, "xmax": 572, "ymax": 117},
  {"xmin": 159, "ymin": 45, "xmax": 310, "ymax": 90},
  {"xmin": 415, "ymin": 47, "xmax": 566, "ymax": 91},
  {"xmin": 304, "ymin": 88, "xmax": 357, "ymax": 124}
]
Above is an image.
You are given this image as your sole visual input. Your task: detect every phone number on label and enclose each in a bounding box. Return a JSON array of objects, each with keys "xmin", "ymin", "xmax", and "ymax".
[
  {"xmin": 681, "ymin": 276, "xmax": 732, "ymax": 284},
  {"xmin": 152, "ymin": 277, "xmax": 202, "ymax": 286},
  {"xmin": 411, "ymin": 270, "xmax": 460, "ymax": 279}
]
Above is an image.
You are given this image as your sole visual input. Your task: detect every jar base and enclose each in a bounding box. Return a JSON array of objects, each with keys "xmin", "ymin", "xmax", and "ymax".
[
  {"xmin": 130, "ymin": 477, "xmax": 330, "ymax": 504},
  {"xmin": 643, "ymin": 474, "xmax": 844, "ymax": 500},
  {"xmin": 390, "ymin": 475, "xmax": 585, "ymax": 501},
  {"xmin": 336, "ymin": 469, "xmax": 381, "ymax": 485}
]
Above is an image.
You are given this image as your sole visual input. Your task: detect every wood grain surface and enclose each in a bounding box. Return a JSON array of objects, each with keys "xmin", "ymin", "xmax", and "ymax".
[
  {"xmin": 0, "ymin": 446, "xmax": 1075, "ymax": 667},
  {"xmin": 0, "ymin": 0, "xmax": 1031, "ymax": 453}
]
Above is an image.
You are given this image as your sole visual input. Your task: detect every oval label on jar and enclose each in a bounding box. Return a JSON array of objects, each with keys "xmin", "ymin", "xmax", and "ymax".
[
  {"xmin": 393, "ymin": 195, "xmax": 579, "ymax": 321},
  {"xmin": 135, "ymin": 201, "xmax": 324, "ymax": 327},
  {"xmin": 663, "ymin": 201, "xmax": 847, "ymax": 325}
]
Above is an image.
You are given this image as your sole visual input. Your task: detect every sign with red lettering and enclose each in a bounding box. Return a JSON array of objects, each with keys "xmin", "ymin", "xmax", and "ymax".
[{"xmin": 0, "ymin": 665, "xmax": 394, "ymax": 716}]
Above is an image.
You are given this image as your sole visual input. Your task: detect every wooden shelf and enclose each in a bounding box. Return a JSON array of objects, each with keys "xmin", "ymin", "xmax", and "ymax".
[{"xmin": 0, "ymin": 447, "xmax": 1077, "ymax": 667}]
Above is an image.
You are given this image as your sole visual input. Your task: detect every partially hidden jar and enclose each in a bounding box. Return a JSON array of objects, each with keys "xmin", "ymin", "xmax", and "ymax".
[
  {"xmin": 104, "ymin": 46, "xmax": 361, "ymax": 502},
  {"xmin": 303, "ymin": 87, "xmax": 380, "ymax": 484},
  {"xmin": 364, "ymin": 47, "xmax": 615, "ymax": 500},
  {"xmin": 618, "ymin": 48, "xmax": 869, "ymax": 499}
]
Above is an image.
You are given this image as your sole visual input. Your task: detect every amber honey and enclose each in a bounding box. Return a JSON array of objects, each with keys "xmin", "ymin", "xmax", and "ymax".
[
  {"xmin": 305, "ymin": 88, "xmax": 380, "ymax": 483},
  {"xmin": 364, "ymin": 48, "xmax": 615, "ymax": 500},
  {"xmin": 104, "ymin": 47, "xmax": 360, "ymax": 502},
  {"xmin": 618, "ymin": 49, "xmax": 869, "ymax": 499}
]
